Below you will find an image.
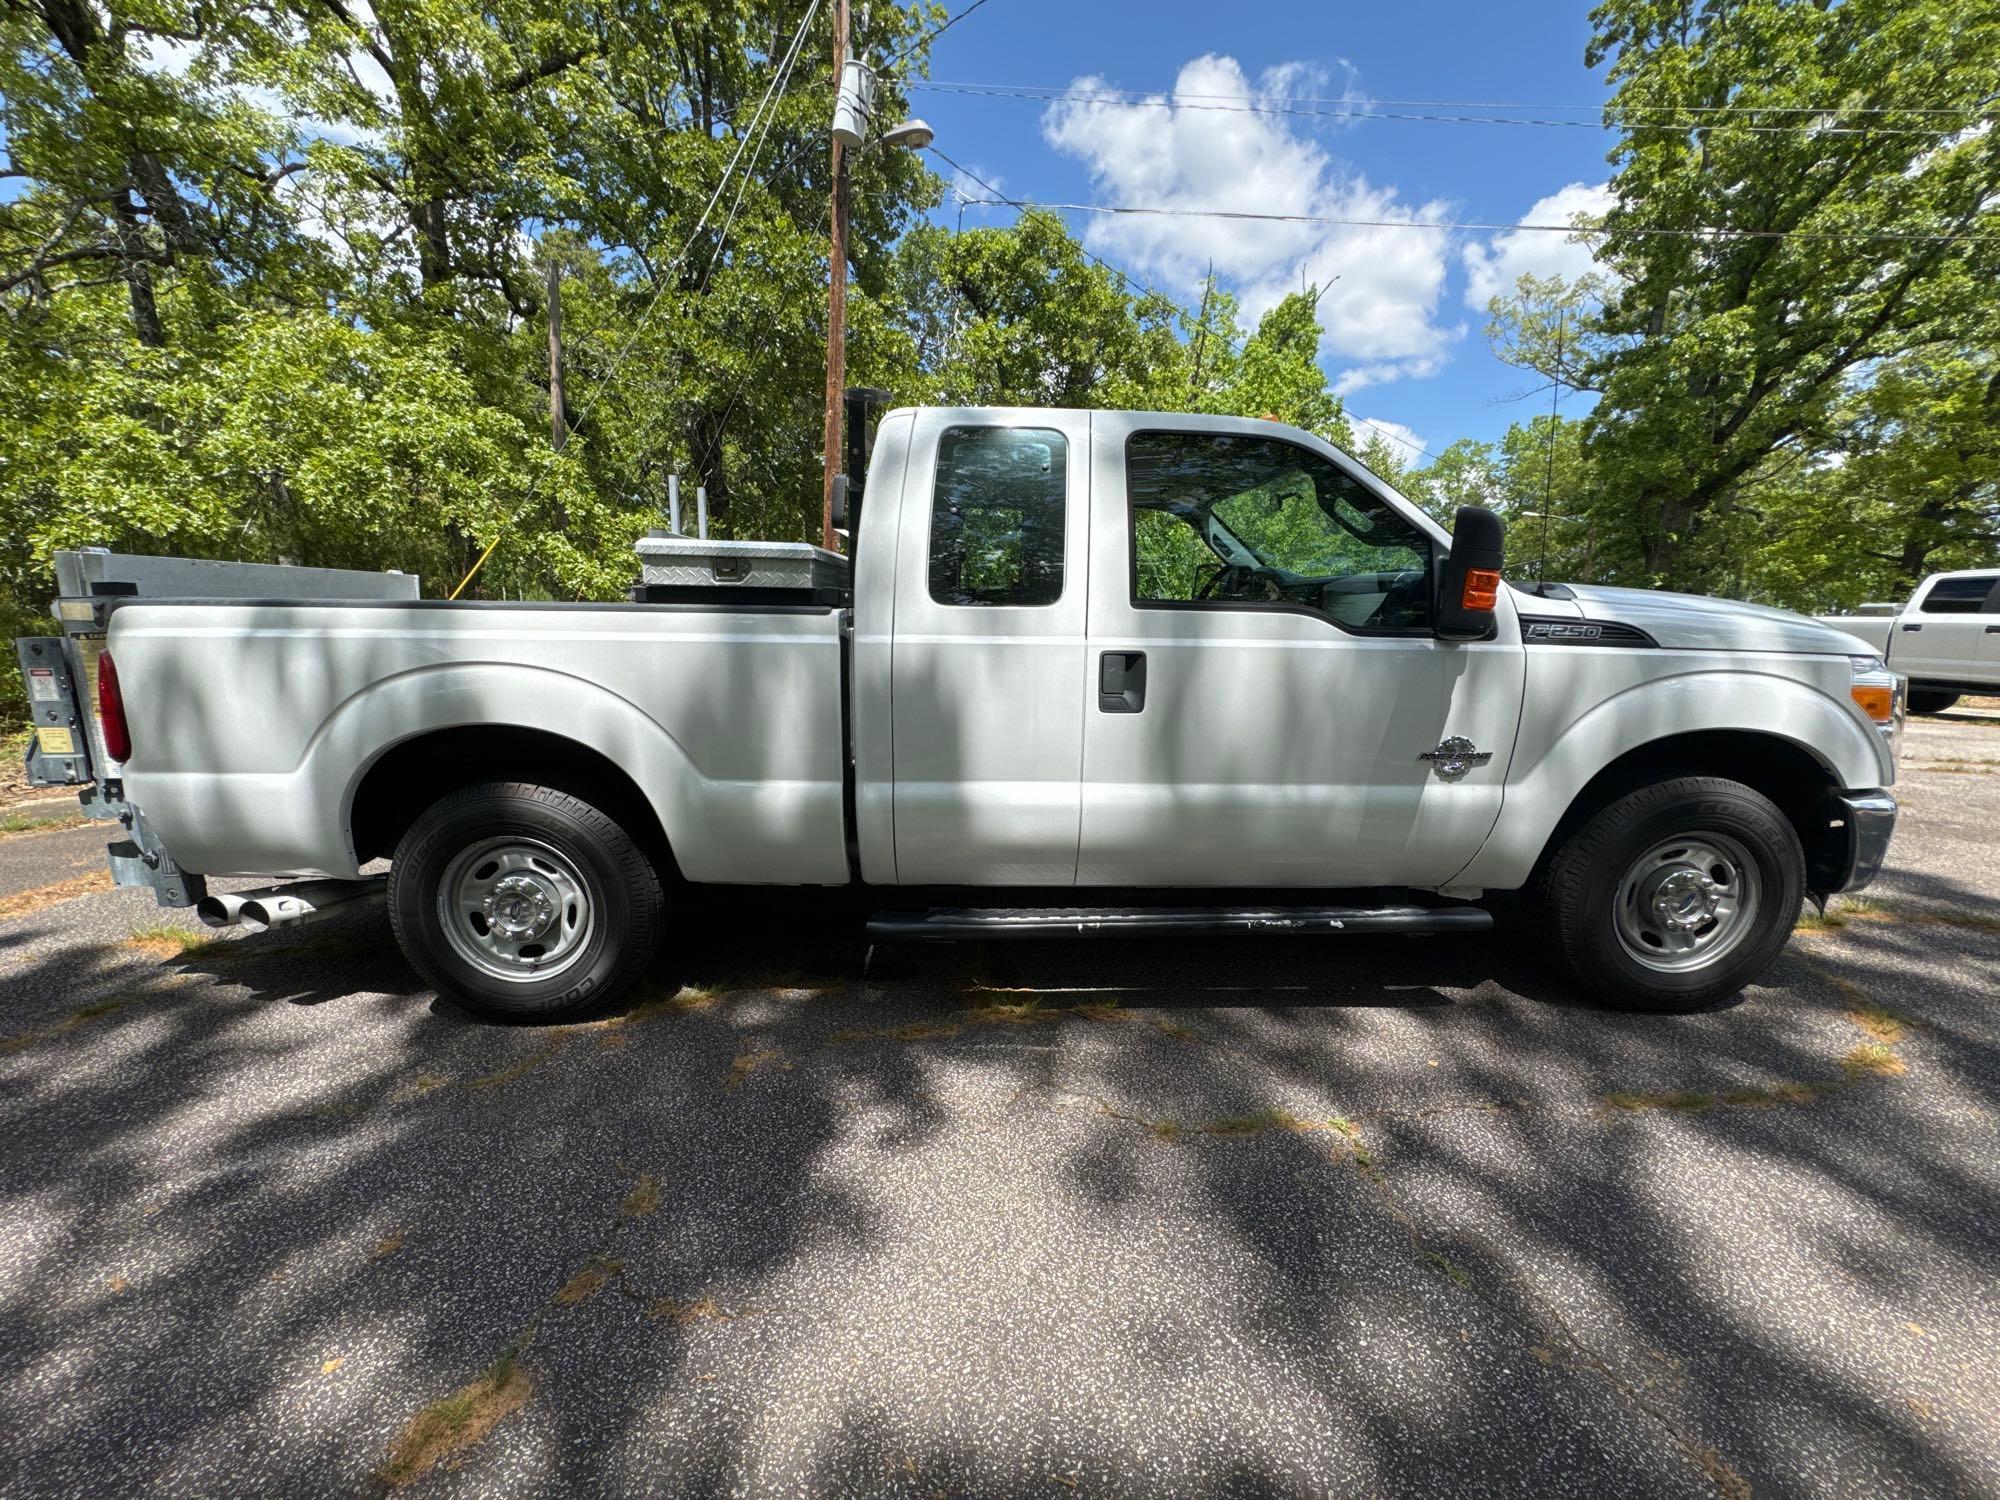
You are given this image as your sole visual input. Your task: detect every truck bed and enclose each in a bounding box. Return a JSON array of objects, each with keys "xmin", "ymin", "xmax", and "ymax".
[{"xmin": 107, "ymin": 599, "xmax": 850, "ymax": 883}]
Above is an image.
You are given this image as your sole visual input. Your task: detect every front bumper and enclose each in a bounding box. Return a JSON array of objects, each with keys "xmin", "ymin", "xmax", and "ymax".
[{"xmin": 1831, "ymin": 791, "xmax": 1898, "ymax": 894}]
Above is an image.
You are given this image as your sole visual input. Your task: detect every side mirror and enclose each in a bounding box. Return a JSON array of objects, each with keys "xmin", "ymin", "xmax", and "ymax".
[{"xmin": 1436, "ymin": 505, "xmax": 1504, "ymax": 641}]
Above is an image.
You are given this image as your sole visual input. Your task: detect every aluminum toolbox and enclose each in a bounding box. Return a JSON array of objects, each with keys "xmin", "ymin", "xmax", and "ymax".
[{"xmin": 634, "ymin": 535, "xmax": 849, "ymax": 591}]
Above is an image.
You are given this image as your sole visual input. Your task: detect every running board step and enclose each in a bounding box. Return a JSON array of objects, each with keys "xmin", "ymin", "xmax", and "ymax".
[{"xmin": 866, "ymin": 904, "xmax": 1493, "ymax": 941}]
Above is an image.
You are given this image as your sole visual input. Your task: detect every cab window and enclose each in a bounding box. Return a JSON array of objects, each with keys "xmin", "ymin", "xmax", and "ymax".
[
  {"xmin": 1919, "ymin": 576, "xmax": 1999, "ymax": 615},
  {"xmin": 1128, "ymin": 431, "xmax": 1432, "ymax": 632},
  {"xmin": 928, "ymin": 426, "xmax": 1066, "ymax": 607}
]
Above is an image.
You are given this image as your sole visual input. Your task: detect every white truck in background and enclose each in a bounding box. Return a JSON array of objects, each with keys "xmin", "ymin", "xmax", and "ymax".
[
  {"xmin": 1816, "ymin": 569, "xmax": 2000, "ymax": 715},
  {"xmin": 16, "ymin": 400, "xmax": 1904, "ymax": 1019}
]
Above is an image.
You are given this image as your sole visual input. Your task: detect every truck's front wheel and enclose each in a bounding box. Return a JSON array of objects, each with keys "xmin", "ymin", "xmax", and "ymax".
[
  {"xmin": 389, "ymin": 782, "xmax": 664, "ymax": 1021},
  {"xmin": 1537, "ymin": 776, "xmax": 1804, "ymax": 1011}
]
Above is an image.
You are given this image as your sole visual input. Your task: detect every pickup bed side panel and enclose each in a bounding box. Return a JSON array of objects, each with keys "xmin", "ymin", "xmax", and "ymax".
[
  {"xmin": 109, "ymin": 603, "xmax": 848, "ymax": 883},
  {"xmin": 1451, "ymin": 651, "xmax": 1892, "ymax": 891}
]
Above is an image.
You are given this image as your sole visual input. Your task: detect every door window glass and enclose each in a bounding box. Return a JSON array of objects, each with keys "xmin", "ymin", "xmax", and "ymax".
[
  {"xmin": 928, "ymin": 426, "xmax": 1066, "ymax": 607},
  {"xmin": 1128, "ymin": 431, "xmax": 1433, "ymax": 631},
  {"xmin": 1919, "ymin": 576, "xmax": 1999, "ymax": 614}
]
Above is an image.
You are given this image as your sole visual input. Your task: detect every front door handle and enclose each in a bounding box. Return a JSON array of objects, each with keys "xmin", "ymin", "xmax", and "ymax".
[
  {"xmin": 1986, "ymin": 625, "xmax": 2000, "ymax": 634},
  {"xmin": 1901, "ymin": 622, "xmax": 1923, "ymax": 631},
  {"xmin": 1099, "ymin": 651, "xmax": 1147, "ymax": 713}
]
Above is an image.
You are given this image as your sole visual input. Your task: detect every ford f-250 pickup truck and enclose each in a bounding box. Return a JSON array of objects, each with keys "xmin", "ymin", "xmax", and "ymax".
[
  {"xmin": 1816, "ymin": 568, "xmax": 2000, "ymax": 715},
  {"xmin": 15, "ymin": 403, "xmax": 1904, "ymax": 1019}
]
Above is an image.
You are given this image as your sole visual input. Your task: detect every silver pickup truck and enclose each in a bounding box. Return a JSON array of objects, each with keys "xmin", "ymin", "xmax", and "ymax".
[
  {"xmin": 15, "ymin": 403, "xmax": 1904, "ymax": 1019},
  {"xmin": 1817, "ymin": 569, "xmax": 2000, "ymax": 715}
]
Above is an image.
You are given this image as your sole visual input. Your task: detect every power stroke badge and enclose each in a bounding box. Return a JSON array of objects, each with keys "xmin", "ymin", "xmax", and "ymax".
[{"xmin": 1418, "ymin": 736, "xmax": 1493, "ymax": 782}]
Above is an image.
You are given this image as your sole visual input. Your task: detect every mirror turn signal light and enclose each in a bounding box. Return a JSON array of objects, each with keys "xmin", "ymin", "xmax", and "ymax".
[
  {"xmin": 1460, "ymin": 568, "xmax": 1502, "ymax": 612},
  {"xmin": 1851, "ymin": 682, "xmax": 1895, "ymax": 723}
]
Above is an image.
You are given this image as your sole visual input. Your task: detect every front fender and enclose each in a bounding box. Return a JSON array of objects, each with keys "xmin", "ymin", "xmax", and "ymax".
[{"xmin": 1454, "ymin": 665, "xmax": 1890, "ymax": 891}]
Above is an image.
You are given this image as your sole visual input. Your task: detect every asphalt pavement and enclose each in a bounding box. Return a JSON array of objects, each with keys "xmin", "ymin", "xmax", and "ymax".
[{"xmin": 1, "ymin": 707, "xmax": 1997, "ymax": 1498}]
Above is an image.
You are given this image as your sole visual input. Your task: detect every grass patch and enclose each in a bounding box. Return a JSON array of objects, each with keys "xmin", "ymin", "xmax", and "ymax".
[
  {"xmin": 465, "ymin": 1037, "xmax": 567, "ymax": 1092},
  {"xmin": 1843, "ymin": 1043, "xmax": 1907, "ymax": 1079},
  {"xmin": 724, "ymin": 1049, "xmax": 787, "ymax": 1089},
  {"xmin": 1198, "ymin": 1107, "xmax": 1345, "ymax": 1138},
  {"xmin": 124, "ymin": 924, "xmax": 225, "ymax": 961},
  {"xmin": 0, "ymin": 811, "xmax": 87, "ymax": 836},
  {"xmin": 379, "ymin": 1350, "xmax": 532, "ymax": 1488},
  {"xmin": 1603, "ymin": 1089, "xmax": 1717, "ymax": 1113},
  {"xmin": 647, "ymin": 1294, "xmax": 734, "ymax": 1326},
  {"xmin": 1069, "ymin": 1000, "xmax": 1132, "ymax": 1024},
  {"xmin": 0, "ymin": 992, "xmax": 145, "ymax": 1054},
  {"xmin": 552, "ymin": 1257, "xmax": 622, "ymax": 1307},
  {"xmin": 1423, "ymin": 1250, "xmax": 1474, "ymax": 1289},
  {"xmin": 1847, "ymin": 1001, "xmax": 1918, "ymax": 1044},
  {"xmin": 962, "ymin": 998, "xmax": 1059, "ymax": 1027},
  {"xmin": 619, "ymin": 1174, "xmax": 662, "ymax": 1220},
  {"xmin": 608, "ymin": 984, "xmax": 717, "ymax": 1028},
  {"xmin": 0, "ymin": 870, "xmax": 113, "ymax": 922}
]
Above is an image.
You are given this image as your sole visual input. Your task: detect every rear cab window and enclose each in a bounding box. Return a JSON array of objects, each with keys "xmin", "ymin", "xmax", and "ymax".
[
  {"xmin": 1917, "ymin": 575, "xmax": 2000, "ymax": 615},
  {"xmin": 928, "ymin": 426, "xmax": 1067, "ymax": 607}
]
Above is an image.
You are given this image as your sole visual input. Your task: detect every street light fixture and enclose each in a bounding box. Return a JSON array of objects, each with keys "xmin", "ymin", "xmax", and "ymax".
[{"xmin": 877, "ymin": 118, "xmax": 934, "ymax": 152}]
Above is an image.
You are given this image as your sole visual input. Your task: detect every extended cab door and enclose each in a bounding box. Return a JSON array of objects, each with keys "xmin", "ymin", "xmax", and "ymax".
[
  {"xmin": 1078, "ymin": 414, "xmax": 1525, "ymax": 889},
  {"xmin": 1898, "ymin": 572, "xmax": 2000, "ymax": 685},
  {"xmin": 888, "ymin": 408, "xmax": 1092, "ymax": 884}
]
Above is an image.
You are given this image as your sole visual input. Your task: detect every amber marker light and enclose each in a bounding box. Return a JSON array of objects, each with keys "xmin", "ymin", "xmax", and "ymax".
[
  {"xmin": 1461, "ymin": 568, "xmax": 1502, "ymax": 612},
  {"xmin": 1851, "ymin": 682, "xmax": 1894, "ymax": 723}
]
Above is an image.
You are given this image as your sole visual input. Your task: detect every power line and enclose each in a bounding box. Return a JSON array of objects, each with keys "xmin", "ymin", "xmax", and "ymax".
[
  {"xmin": 931, "ymin": 147, "xmax": 1435, "ymax": 464},
  {"xmin": 882, "ymin": 0, "xmax": 995, "ymax": 71},
  {"xmin": 918, "ymin": 79, "xmax": 1999, "ymax": 119},
  {"xmin": 910, "ymin": 82, "xmax": 1986, "ymax": 137},
  {"xmin": 956, "ymin": 197, "xmax": 1995, "ymax": 246},
  {"xmin": 448, "ymin": 0, "xmax": 822, "ymax": 597}
]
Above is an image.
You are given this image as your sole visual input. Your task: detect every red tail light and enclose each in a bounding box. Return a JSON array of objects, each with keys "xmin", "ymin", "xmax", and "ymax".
[{"xmin": 97, "ymin": 650, "xmax": 132, "ymax": 762}]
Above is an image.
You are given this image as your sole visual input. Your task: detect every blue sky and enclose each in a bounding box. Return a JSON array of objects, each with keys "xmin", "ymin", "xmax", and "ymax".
[{"xmin": 901, "ymin": 0, "xmax": 1621, "ymax": 464}]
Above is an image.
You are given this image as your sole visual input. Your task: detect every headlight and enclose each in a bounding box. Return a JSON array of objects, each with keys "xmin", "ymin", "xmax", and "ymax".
[{"xmin": 1849, "ymin": 657, "xmax": 1904, "ymax": 761}]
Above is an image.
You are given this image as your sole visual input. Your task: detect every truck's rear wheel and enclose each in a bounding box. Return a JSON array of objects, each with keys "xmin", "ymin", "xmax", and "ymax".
[
  {"xmin": 1907, "ymin": 689, "xmax": 1960, "ymax": 715},
  {"xmin": 1537, "ymin": 776, "xmax": 1804, "ymax": 1012},
  {"xmin": 389, "ymin": 782, "xmax": 664, "ymax": 1021}
]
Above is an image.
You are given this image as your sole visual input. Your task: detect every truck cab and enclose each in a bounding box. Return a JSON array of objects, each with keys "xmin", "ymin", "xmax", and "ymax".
[{"xmin": 1817, "ymin": 569, "xmax": 2000, "ymax": 715}]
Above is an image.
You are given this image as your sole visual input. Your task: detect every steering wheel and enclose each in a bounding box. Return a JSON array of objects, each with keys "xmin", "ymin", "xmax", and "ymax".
[
  {"xmin": 1373, "ymin": 569, "xmax": 1429, "ymax": 627},
  {"xmin": 1197, "ymin": 564, "xmax": 1282, "ymax": 601}
]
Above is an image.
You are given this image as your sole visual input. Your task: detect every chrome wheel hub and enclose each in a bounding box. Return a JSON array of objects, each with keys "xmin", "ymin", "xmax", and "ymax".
[
  {"xmin": 1613, "ymin": 833, "xmax": 1763, "ymax": 974},
  {"xmin": 438, "ymin": 838, "xmax": 595, "ymax": 984}
]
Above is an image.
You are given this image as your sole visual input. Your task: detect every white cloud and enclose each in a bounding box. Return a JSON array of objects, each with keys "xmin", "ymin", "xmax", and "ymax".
[
  {"xmin": 1042, "ymin": 54, "xmax": 1460, "ymax": 393},
  {"xmin": 1349, "ymin": 415, "xmax": 1429, "ymax": 461},
  {"xmin": 1460, "ymin": 181, "xmax": 1612, "ymax": 311}
]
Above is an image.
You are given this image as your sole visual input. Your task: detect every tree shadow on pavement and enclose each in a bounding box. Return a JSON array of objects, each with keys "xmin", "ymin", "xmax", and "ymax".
[{"xmin": 0, "ymin": 875, "xmax": 1995, "ymax": 1497}]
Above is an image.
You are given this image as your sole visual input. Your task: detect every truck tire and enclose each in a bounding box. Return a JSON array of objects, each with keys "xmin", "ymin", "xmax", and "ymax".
[
  {"xmin": 1907, "ymin": 689, "xmax": 1960, "ymax": 715},
  {"xmin": 389, "ymin": 781, "xmax": 664, "ymax": 1021},
  {"xmin": 1536, "ymin": 776, "xmax": 1804, "ymax": 1012}
]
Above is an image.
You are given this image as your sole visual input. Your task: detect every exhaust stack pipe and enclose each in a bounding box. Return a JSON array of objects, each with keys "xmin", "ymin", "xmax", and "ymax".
[{"xmin": 217, "ymin": 878, "xmax": 387, "ymax": 934}]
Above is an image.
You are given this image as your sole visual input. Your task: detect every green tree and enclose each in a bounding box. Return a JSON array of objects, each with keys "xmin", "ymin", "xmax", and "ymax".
[{"xmin": 1579, "ymin": 0, "xmax": 2000, "ymax": 589}]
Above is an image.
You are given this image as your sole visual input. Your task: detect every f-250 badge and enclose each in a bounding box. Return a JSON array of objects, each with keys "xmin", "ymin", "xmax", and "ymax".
[{"xmin": 1419, "ymin": 736, "xmax": 1493, "ymax": 782}]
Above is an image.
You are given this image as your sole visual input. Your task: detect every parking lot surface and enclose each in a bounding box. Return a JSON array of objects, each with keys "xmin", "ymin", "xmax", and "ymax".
[{"xmin": 1, "ymin": 706, "xmax": 1997, "ymax": 1498}]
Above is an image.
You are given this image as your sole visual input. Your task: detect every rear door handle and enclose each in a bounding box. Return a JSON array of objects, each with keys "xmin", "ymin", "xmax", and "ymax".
[
  {"xmin": 1986, "ymin": 625, "xmax": 2000, "ymax": 634},
  {"xmin": 1099, "ymin": 651, "xmax": 1147, "ymax": 713},
  {"xmin": 1901, "ymin": 623, "xmax": 1923, "ymax": 632}
]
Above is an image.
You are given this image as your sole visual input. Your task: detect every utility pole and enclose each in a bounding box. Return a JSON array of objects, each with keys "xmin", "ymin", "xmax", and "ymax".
[
  {"xmin": 1537, "ymin": 308, "xmax": 1566, "ymax": 583},
  {"xmin": 819, "ymin": 0, "xmax": 852, "ymax": 551},
  {"xmin": 547, "ymin": 255, "xmax": 567, "ymax": 452}
]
